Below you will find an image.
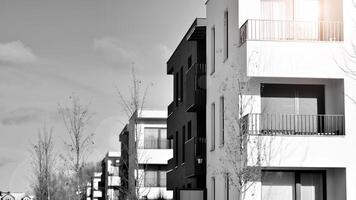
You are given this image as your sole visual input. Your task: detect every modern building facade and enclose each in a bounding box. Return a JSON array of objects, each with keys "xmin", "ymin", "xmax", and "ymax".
[
  {"xmin": 166, "ymin": 18, "xmax": 207, "ymax": 200},
  {"xmin": 206, "ymin": 0, "xmax": 355, "ymax": 200},
  {"xmin": 101, "ymin": 152, "xmax": 121, "ymax": 200},
  {"xmin": 119, "ymin": 110, "xmax": 173, "ymax": 200}
]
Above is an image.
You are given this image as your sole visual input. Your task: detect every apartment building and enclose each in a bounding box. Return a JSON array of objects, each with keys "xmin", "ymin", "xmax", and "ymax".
[
  {"xmin": 166, "ymin": 18, "xmax": 207, "ymax": 200},
  {"xmin": 206, "ymin": 0, "xmax": 355, "ymax": 200},
  {"xmin": 119, "ymin": 110, "xmax": 173, "ymax": 200},
  {"xmin": 101, "ymin": 152, "xmax": 121, "ymax": 200},
  {"xmin": 91, "ymin": 172, "xmax": 103, "ymax": 200}
]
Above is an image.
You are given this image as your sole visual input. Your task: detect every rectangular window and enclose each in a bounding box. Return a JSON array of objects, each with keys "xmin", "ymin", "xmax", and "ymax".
[
  {"xmin": 159, "ymin": 171, "xmax": 167, "ymax": 187},
  {"xmin": 211, "ymin": 26, "xmax": 215, "ymax": 74},
  {"xmin": 224, "ymin": 10, "xmax": 229, "ymax": 60},
  {"xmin": 175, "ymin": 73, "xmax": 179, "ymax": 105},
  {"xmin": 211, "ymin": 103, "xmax": 216, "ymax": 151},
  {"xmin": 225, "ymin": 173, "xmax": 229, "ymax": 200},
  {"xmin": 211, "ymin": 177, "xmax": 216, "ymax": 200},
  {"xmin": 219, "ymin": 96, "xmax": 225, "ymax": 146},
  {"xmin": 144, "ymin": 170, "xmax": 158, "ymax": 187},
  {"xmin": 143, "ymin": 128, "xmax": 169, "ymax": 149},
  {"xmin": 182, "ymin": 126, "xmax": 185, "ymax": 163},
  {"xmin": 179, "ymin": 67, "xmax": 184, "ymax": 102},
  {"xmin": 187, "ymin": 121, "xmax": 192, "ymax": 140},
  {"xmin": 175, "ymin": 131, "xmax": 179, "ymax": 166},
  {"xmin": 262, "ymin": 171, "xmax": 325, "ymax": 200}
]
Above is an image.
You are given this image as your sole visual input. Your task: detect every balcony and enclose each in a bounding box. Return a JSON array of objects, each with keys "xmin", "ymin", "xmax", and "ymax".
[
  {"xmin": 168, "ymin": 101, "xmax": 175, "ymax": 117},
  {"xmin": 240, "ymin": 19, "xmax": 343, "ymax": 44},
  {"xmin": 242, "ymin": 113, "xmax": 345, "ymax": 136},
  {"xmin": 185, "ymin": 63, "xmax": 206, "ymax": 112},
  {"xmin": 184, "ymin": 137, "xmax": 206, "ymax": 178},
  {"xmin": 167, "ymin": 158, "xmax": 175, "ymax": 171}
]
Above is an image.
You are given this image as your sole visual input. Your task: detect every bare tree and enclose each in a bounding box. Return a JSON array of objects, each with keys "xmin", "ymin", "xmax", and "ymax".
[
  {"xmin": 215, "ymin": 64, "xmax": 272, "ymax": 200},
  {"xmin": 31, "ymin": 124, "xmax": 55, "ymax": 200},
  {"xmin": 117, "ymin": 66, "xmax": 151, "ymax": 200},
  {"xmin": 58, "ymin": 96, "xmax": 94, "ymax": 200}
]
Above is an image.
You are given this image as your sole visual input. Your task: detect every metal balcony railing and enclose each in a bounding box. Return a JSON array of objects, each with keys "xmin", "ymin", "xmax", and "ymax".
[
  {"xmin": 240, "ymin": 19, "xmax": 343, "ymax": 44},
  {"xmin": 167, "ymin": 157, "xmax": 175, "ymax": 171},
  {"xmin": 168, "ymin": 101, "xmax": 175, "ymax": 117},
  {"xmin": 185, "ymin": 137, "xmax": 206, "ymax": 178},
  {"xmin": 242, "ymin": 113, "xmax": 345, "ymax": 136},
  {"xmin": 185, "ymin": 63, "xmax": 206, "ymax": 112}
]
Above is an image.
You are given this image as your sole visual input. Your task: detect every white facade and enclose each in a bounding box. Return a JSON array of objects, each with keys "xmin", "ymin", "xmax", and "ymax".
[
  {"xmin": 127, "ymin": 110, "xmax": 173, "ymax": 200},
  {"xmin": 206, "ymin": 0, "xmax": 356, "ymax": 200}
]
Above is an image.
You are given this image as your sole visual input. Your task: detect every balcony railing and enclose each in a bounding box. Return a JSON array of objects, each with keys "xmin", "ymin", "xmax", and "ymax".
[
  {"xmin": 242, "ymin": 113, "xmax": 345, "ymax": 136},
  {"xmin": 185, "ymin": 137, "xmax": 206, "ymax": 178},
  {"xmin": 185, "ymin": 63, "xmax": 206, "ymax": 112},
  {"xmin": 168, "ymin": 101, "xmax": 175, "ymax": 117},
  {"xmin": 167, "ymin": 157, "xmax": 175, "ymax": 171},
  {"xmin": 240, "ymin": 19, "xmax": 343, "ymax": 44}
]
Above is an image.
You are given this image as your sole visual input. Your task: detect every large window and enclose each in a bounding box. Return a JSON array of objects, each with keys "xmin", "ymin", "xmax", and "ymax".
[
  {"xmin": 143, "ymin": 128, "xmax": 170, "ymax": 149},
  {"xmin": 262, "ymin": 171, "xmax": 325, "ymax": 200},
  {"xmin": 144, "ymin": 170, "xmax": 167, "ymax": 187}
]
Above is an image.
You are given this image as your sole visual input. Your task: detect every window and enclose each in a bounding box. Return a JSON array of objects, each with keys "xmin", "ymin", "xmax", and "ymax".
[
  {"xmin": 143, "ymin": 128, "xmax": 169, "ymax": 149},
  {"xmin": 159, "ymin": 171, "xmax": 167, "ymax": 187},
  {"xmin": 219, "ymin": 96, "xmax": 225, "ymax": 146},
  {"xmin": 188, "ymin": 55, "xmax": 192, "ymax": 69},
  {"xmin": 223, "ymin": 10, "xmax": 229, "ymax": 60},
  {"xmin": 175, "ymin": 73, "xmax": 179, "ymax": 105},
  {"xmin": 262, "ymin": 171, "xmax": 324, "ymax": 200},
  {"xmin": 175, "ymin": 131, "xmax": 179, "ymax": 166},
  {"xmin": 182, "ymin": 126, "xmax": 186, "ymax": 163},
  {"xmin": 144, "ymin": 170, "xmax": 167, "ymax": 187},
  {"xmin": 179, "ymin": 67, "xmax": 184, "ymax": 102},
  {"xmin": 211, "ymin": 103, "xmax": 216, "ymax": 151},
  {"xmin": 225, "ymin": 173, "xmax": 229, "ymax": 200},
  {"xmin": 187, "ymin": 121, "xmax": 192, "ymax": 140},
  {"xmin": 211, "ymin": 177, "xmax": 216, "ymax": 200},
  {"xmin": 211, "ymin": 26, "xmax": 216, "ymax": 74},
  {"xmin": 144, "ymin": 170, "xmax": 158, "ymax": 187}
]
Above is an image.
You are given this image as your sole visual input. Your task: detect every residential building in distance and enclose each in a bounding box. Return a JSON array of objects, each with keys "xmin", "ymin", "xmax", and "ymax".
[
  {"xmin": 166, "ymin": 18, "xmax": 207, "ymax": 200},
  {"xmin": 91, "ymin": 172, "xmax": 103, "ymax": 200},
  {"xmin": 119, "ymin": 125, "xmax": 129, "ymax": 200},
  {"xmin": 119, "ymin": 110, "xmax": 173, "ymax": 200},
  {"xmin": 101, "ymin": 152, "xmax": 121, "ymax": 200},
  {"xmin": 206, "ymin": 0, "xmax": 355, "ymax": 200}
]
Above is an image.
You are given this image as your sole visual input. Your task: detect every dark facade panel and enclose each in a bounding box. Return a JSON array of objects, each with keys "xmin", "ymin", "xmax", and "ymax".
[{"xmin": 166, "ymin": 18, "xmax": 207, "ymax": 200}]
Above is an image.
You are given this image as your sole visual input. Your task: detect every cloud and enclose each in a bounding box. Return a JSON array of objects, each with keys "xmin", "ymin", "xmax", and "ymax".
[
  {"xmin": 92, "ymin": 37, "xmax": 172, "ymax": 73},
  {"xmin": 93, "ymin": 37, "xmax": 136, "ymax": 67},
  {"xmin": 156, "ymin": 44, "xmax": 172, "ymax": 62},
  {"xmin": 0, "ymin": 41, "xmax": 37, "ymax": 65},
  {"xmin": 0, "ymin": 154, "xmax": 16, "ymax": 167},
  {"xmin": 1, "ymin": 107, "xmax": 44, "ymax": 125}
]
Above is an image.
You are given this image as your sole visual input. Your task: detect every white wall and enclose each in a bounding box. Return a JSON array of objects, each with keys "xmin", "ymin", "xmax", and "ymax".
[{"xmin": 206, "ymin": 0, "xmax": 356, "ymax": 200}]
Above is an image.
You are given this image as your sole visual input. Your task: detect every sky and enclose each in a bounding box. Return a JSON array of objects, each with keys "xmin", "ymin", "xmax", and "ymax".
[{"xmin": 0, "ymin": 0, "xmax": 205, "ymax": 192}]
